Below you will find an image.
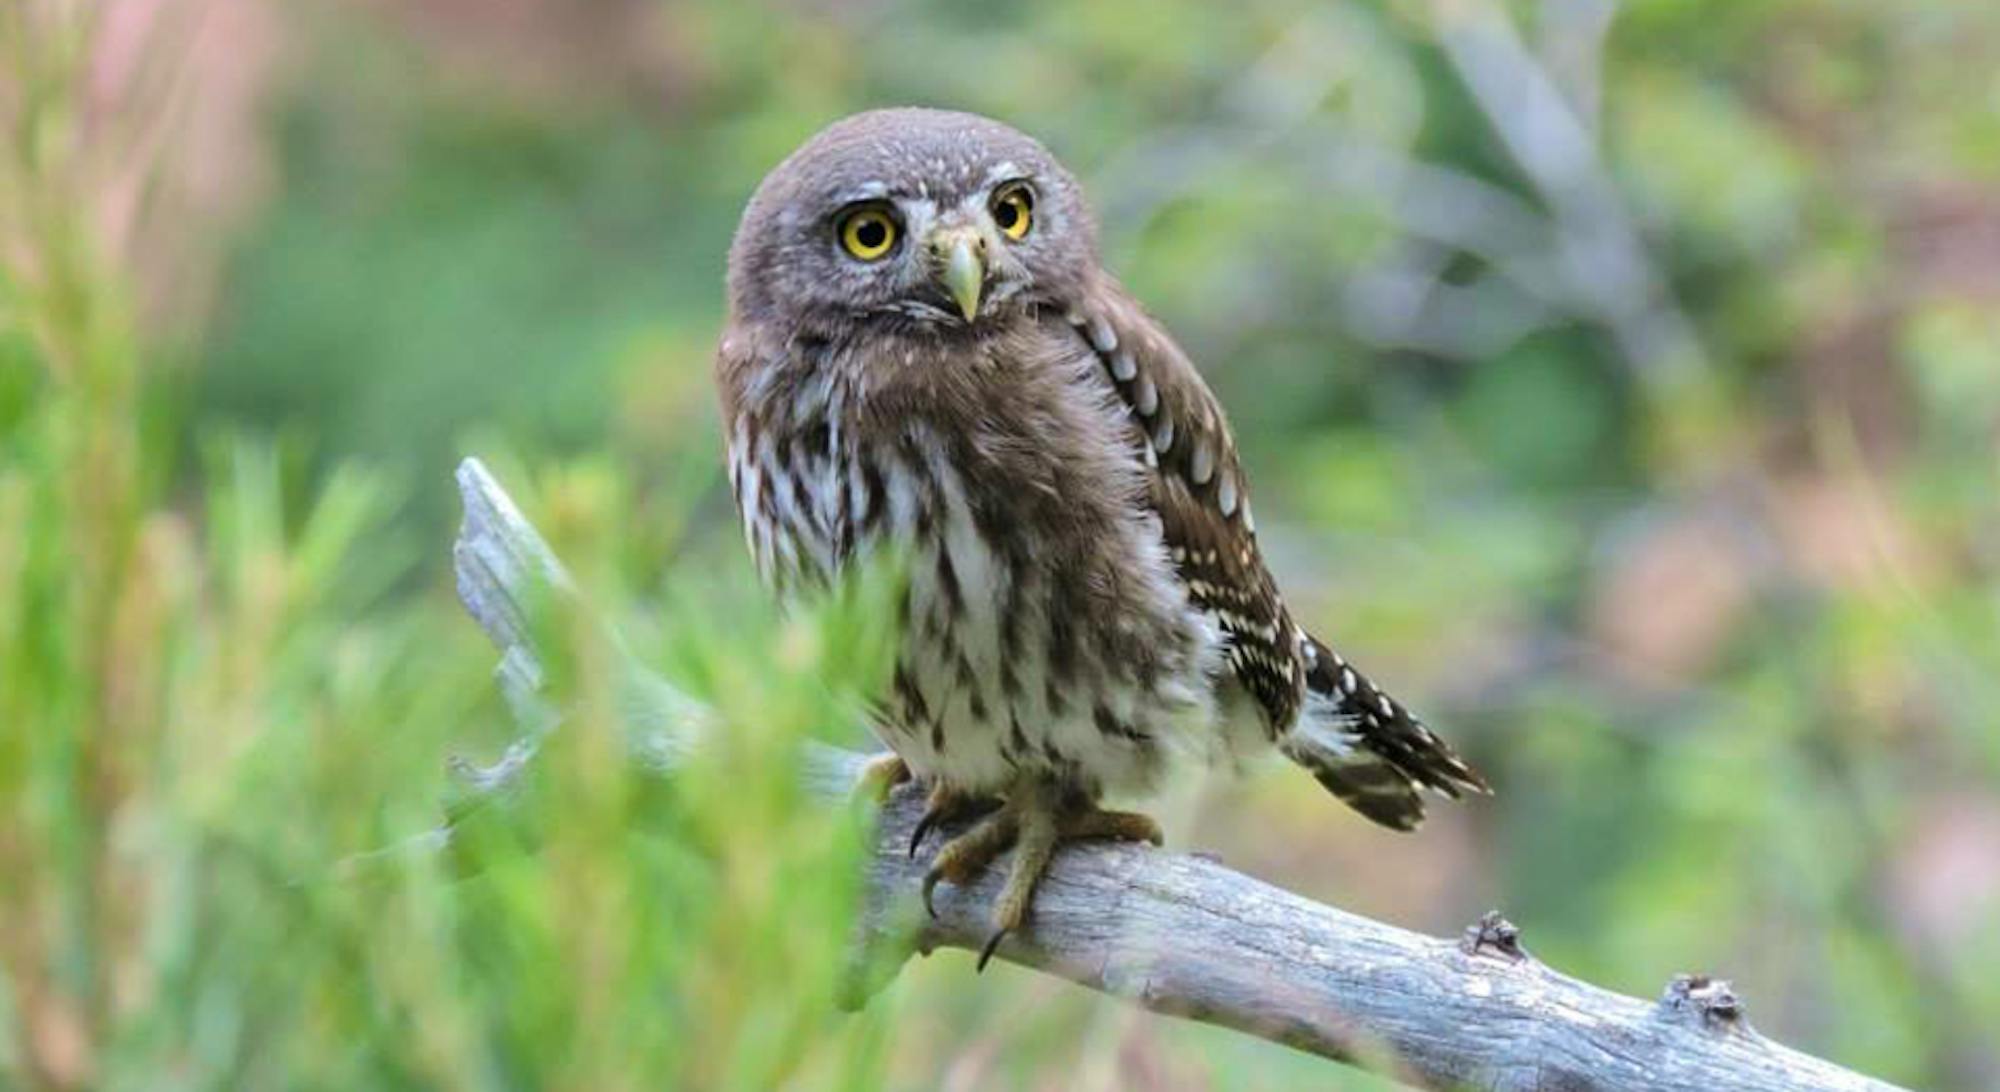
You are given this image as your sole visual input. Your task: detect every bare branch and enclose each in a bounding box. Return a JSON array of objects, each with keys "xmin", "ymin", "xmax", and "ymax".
[{"xmin": 446, "ymin": 457, "xmax": 1905, "ymax": 1092}]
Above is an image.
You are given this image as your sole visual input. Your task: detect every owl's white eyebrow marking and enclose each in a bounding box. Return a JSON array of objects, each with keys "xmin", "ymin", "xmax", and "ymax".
[
  {"xmin": 984, "ymin": 161, "xmax": 1024, "ymax": 186},
  {"xmin": 836, "ymin": 181, "xmax": 891, "ymax": 204},
  {"xmin": 830, "ymin": 186, "xmax": 936, "ymax": 227}
]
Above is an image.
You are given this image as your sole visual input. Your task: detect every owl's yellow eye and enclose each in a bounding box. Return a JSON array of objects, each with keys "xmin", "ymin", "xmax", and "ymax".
[
  {"xmin": 838, "ymin": 207, "xmax": 899, "ymax": 261},
  {"xmin": 991, "ymin": 183, "xmax": 1033, "ymax": 240}
]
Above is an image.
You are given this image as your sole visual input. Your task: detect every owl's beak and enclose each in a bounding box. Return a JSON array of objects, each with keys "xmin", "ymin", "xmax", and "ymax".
[{"xmin": 929, "ymin": 228, "xmax": 985, "ymax": 322}]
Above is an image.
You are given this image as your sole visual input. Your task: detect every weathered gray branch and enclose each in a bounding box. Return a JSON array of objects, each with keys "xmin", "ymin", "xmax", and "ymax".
[{"xmin": 445, "ymin": 456, "xmax": 1903, "ymax": 1092}]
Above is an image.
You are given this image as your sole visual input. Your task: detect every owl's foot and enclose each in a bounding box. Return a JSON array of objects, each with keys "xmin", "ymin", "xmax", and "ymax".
[
  {"xmin": 921, "ymin": 784, "xmax": 1164, "ymax": 971},
  {"xmin": 977, "ymin": 803, "xmax": 1163, "ymax": 969},
  {"xmin": 909, "ymin": 781, "xmax": 1002, "ymax": 858},
  {"xmin": 854, "ymin": 752, "xmax": 912, "ymax": 803},
  {"xmin": 921, "ymin": 804, "xmax": 1018, "ymax": 921}
]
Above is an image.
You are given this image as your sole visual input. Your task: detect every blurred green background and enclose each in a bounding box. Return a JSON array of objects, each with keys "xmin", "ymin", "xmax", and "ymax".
[{"xmin": 4, "ymin": 0, "xmax": 1998, "ymax": 1088}]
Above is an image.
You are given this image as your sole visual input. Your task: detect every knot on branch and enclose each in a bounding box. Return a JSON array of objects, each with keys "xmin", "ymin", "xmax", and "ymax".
[
  {"xmin": 1659, "ymin": 973, "xmax": 1746, "ymax": 1031},
  {"xmin": 1460, "ymin": 910, "xmax": 1526, "ymax": 962}
]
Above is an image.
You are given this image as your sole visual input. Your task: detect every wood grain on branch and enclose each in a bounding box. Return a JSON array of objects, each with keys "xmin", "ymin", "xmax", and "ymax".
[{"xmin": 446, "ymin": 456, "xmax": 1904, "ymax": 1092}]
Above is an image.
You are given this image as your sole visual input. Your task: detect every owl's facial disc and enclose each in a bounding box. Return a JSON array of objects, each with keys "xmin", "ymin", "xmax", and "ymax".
[
  {"xmin": 727, "ymin": 110, "xmax": 1102, "ymax": 336},
  {"xmin": 927, "ymin": 225, "xmax": 986, "ymax": 321}
]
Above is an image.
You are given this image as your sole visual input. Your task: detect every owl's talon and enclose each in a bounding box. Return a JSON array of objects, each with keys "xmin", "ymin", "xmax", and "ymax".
[
  {"xmin": 976, "ymin": 927, "xmax": 1009, "ymax": 972},
  {"xmin": 920, "ymin": 870, "xmax": 943, "ymax": 919}
]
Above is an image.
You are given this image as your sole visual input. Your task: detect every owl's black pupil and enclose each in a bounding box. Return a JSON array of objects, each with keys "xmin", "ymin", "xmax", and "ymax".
[
  {"xmin": 996, "ymin": 201, "xmax": 1019, "ymax": 229},
  {"xmin": 856, "ymin": 220, "xmax": 886, "ymax": 248}
]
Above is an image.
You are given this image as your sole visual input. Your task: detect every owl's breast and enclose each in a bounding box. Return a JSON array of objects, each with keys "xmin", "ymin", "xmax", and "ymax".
[
  {"xmin": 729, "ymin": 424, "xmax": 842, "ymax": 593},
  {"xmin": 725, "ymin": 326, "xmax": 1230, "ymax": 795}
]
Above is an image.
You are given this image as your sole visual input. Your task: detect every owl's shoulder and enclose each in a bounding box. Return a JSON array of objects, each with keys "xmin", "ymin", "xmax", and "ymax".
[{"xmin": 712, "ymin": 315, "xmax": 776, "ymax": 425}]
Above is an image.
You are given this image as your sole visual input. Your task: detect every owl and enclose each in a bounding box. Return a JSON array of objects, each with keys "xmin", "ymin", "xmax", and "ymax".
[{"xmin": 716, "ymin": 108, "xmax": 1488, "ymax": 966}]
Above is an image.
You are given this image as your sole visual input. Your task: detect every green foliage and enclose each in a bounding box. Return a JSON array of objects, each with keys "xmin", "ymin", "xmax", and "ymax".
[
  {"xmin": 0, "ymin": 20, "xmax": 887, "ymax": 1088},
  {"xmin": 2, "ymin": 299, "xmax": 891, "ymax": 1089}
]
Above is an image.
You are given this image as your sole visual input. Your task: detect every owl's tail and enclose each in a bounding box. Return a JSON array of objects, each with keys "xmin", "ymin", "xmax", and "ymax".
[{"xmin": 1279, "ymin": 634, "xmax": 1490, "ymax": 831}]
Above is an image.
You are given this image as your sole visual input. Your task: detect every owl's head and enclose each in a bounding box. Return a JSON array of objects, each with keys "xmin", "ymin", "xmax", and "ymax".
[{"xmin": 726, "ymin": 108, "xmax": 1098, "ymax": 336}]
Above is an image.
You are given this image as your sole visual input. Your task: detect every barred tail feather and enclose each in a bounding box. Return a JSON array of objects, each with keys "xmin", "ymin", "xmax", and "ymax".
[{"xmin": 1281, "ymin": 635, "xmax": 1490, "ymax": 831}]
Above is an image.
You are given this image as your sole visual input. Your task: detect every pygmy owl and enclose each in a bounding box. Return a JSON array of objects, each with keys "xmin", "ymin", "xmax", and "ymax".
[{"xmin": 717, "ymin": 108, "xmax": 1488, "ymax": 965}]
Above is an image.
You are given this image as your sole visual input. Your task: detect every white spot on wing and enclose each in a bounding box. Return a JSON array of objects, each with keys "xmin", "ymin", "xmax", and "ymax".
[
  {"xmin": 1088, "ymin": 316, "xmax": 1118, "ymax": 353},
  {"xmin": 1134, "ymin": 375, "xmax": 1159, "ymax": 416}
]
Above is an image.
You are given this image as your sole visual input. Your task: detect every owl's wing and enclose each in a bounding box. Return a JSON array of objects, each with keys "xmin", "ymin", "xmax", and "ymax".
[
  {"xmin": 1069, "ymin": 279, "xmax": 1488, "ymax": 828},
  {"xmin": 1066, "ymin": 283, "xmax": 1304, "ymax": 733}
]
